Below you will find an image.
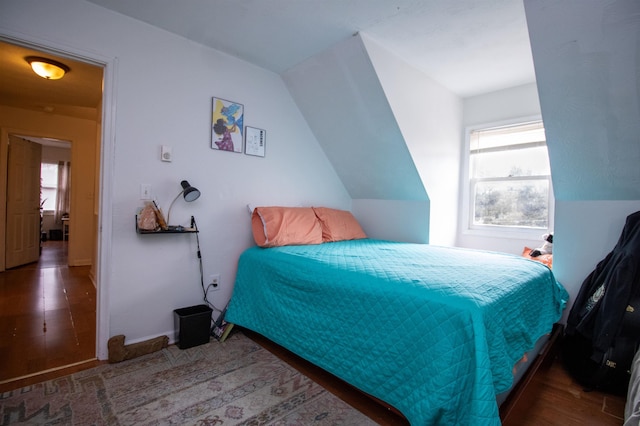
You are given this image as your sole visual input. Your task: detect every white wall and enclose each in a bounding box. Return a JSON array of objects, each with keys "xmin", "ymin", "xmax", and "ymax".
[
  {"xmin": 524, "ymin": 0, "xmax": 640, "ymax": 317},
  {"xmin": 554, "ymin": 200, "xmax": 640, "ymax": 322},
  {"xmin": 41, "ymin": 145, "xmax": 71, "ymax": 163},
  {"xmin": 282, "ymin": 34, "xmax": 427, "ymax": 203},
  {"xmin": 1, "ymin": 0, "xmax": 350, "ymax": 355},
  {"xmin": 353, "ymin": 199, "xmax": 430, "ymax": 243},
  {"xmin": 362, "ymin": 34, "xmax": 462, "ymax": 246},
  {"xmin": 525, "ymin": 0, "xmax": 640, "ymax": 201},
  {"xmin": 463, "ymin": 83, "xmax": 542, "ymax": 128},
  {"xmin": 282, "ymin": 34, "xmax": 431, "ymax": 244}
]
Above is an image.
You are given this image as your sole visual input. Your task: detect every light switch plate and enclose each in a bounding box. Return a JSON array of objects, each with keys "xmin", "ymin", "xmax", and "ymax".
[
  {"xmin": 161, "ymin": 145, "xmax": 172, "ymax": 162},
  {"xmin": 140, "ymin": 184, "xmax": 152, "ymax": 200}
]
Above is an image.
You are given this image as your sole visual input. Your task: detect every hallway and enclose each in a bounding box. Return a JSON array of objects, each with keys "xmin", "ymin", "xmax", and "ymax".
[{"xmin": 0, "ymin": 241, "xmax": 96, "ymax": 385}]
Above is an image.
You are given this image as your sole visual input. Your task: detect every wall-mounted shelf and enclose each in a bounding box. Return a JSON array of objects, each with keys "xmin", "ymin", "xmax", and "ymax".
[{"xmin": 135, "ymin": 216, "xmax": 198, "ymax": 234}]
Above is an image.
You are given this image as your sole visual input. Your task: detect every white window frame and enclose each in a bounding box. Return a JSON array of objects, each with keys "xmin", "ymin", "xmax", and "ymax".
[{"xmin": 460, "ymin": 116, "xmax": 554, "ymax": 240}]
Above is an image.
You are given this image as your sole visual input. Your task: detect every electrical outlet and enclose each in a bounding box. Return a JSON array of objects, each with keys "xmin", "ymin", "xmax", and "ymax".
[{"xmin": 210, "ymin": 274, "xmax": 221, "ymax": 291}]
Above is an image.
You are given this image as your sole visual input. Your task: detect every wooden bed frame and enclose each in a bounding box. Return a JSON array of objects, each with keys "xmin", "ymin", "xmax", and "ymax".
[
  {"xmin": 500, "ymin": 323, "xmax": 564, "ymax": 424},
  {"xmin": 241, "ymin": 323, "xmax": 564, "ymax": 425}
]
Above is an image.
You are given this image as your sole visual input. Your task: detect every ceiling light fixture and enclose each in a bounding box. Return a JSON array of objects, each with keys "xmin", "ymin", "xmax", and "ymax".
[{"xmin": 25, "ymin": 56, "xmax": 70, "ymax": 80}]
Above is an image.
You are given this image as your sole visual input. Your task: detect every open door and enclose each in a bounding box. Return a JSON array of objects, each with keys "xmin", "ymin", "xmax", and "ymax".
[{"xmin": 6, "ymin": 135, "xmax": 42, "ymax": 269}]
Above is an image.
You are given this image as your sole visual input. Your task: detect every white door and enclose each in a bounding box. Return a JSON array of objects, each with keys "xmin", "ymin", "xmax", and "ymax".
[{"xmin": 6, "ymin": 135, "xmax": 42, "ymax": 269}]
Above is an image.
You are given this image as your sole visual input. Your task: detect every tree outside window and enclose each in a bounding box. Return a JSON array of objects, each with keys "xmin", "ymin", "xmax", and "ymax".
[{"xmin": 469, "ymin": 121, "xmax": 552, "ymax": 230}]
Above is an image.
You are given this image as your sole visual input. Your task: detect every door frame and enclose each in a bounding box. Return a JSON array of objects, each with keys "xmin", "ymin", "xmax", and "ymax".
[{"xmin": 0, "ymin": 31, "xmax": 117, "ymax": 361}]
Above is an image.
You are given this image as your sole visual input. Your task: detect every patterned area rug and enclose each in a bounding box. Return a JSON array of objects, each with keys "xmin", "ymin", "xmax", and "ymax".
[{"xmin": 0, "ymin": 331, "xmax": 377, "ymax": 425}]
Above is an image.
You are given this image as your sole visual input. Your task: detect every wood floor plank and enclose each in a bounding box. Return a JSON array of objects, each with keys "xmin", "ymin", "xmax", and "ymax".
[{"xmin": 0, "ymin": 241, "xmax": 96, "ymax": 385}]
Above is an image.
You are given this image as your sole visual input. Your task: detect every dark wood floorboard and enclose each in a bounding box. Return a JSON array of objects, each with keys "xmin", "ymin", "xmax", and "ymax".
[
  {"xmin": 243, "ymin": 329, "xmax": 627, "ymax": 426},
  {"xmin": 504, "ymin": 356, "xmax": 626, "ymax": 426},
  {"xmin": 0, "ymin": 241, "xmax": 97, "ymax": 391}
]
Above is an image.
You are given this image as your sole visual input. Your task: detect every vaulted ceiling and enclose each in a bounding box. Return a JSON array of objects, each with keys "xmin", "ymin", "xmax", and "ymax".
[
  {"xmin": 1, "ymin": 1, "xmax": 535, "ymax": 122},
  {"xmin": 85, "ymin": 0, "xmax": 535, "ymax": 98}
]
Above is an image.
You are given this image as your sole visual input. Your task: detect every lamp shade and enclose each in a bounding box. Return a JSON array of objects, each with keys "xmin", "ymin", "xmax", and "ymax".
[
  {"xmin": 26, "ymin": 56, "xmax": 70, "ymax": 80},
  {"xmin": 181, "ymin": 180, "xmax": 200, "ymax": 202},
  {"xmin": 166, "ymin": 180, "xmax": 201, "ymax": 225}
]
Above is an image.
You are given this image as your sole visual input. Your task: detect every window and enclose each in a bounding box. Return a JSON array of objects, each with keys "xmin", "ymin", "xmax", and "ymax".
[
  {"xmin": 467, "ymin": 120, "xmax": 552, "ymax": 232},
  {"xmin": 40, "ymin": 162, "xmax": 58, "ymax": 211}
]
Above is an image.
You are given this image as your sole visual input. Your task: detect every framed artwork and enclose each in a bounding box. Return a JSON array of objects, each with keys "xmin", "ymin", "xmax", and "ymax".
[
  {"xmin": 211, "ymin": 97, "xmax": 244, "ymax": 153},
  {"xmin": 244, "ymin": 126, "xmax": 266, "ymax": 157}
]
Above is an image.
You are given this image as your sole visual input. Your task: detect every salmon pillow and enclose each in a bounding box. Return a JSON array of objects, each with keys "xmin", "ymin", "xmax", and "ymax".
[
  {"xmin": 312, "ymin": 207, "xmax": 367, "ymax": 242},
  {"xmin": 522, "ymin": 246, "xmax": 553, "ymax": 269},
  {"xmin": 251, "ymin": 207, "xmax": 323, "ymax": 247}
]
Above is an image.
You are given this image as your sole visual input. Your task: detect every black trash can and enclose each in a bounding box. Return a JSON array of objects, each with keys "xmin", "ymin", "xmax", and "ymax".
[
  {"xmin": 49, "ymin": 229, "xmax": 63, "ymax": 241},
  {"xmin": 173, "ymin": 305, "xmax": 212, "ymax": 349}
]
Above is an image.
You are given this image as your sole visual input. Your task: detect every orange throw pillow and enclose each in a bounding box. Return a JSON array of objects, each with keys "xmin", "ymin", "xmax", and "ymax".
[
  {"xmin": 251, "ymin": 207, "xmax": 323, "ymax": 247},
  {"xmin": 312, "ymin": 207, "xmax": 367, "ymax": 242}
]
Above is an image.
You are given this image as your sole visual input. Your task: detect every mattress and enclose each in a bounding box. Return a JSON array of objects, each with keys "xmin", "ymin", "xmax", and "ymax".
[{"xmin": 226, "ymin": 239, "xmax": 568, "ymax": 425}]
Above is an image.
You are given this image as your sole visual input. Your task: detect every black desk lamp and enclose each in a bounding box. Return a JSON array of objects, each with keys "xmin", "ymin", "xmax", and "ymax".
[{"xmin": 166, "ymin": 180, "xmax": 200, "ymax": 225}]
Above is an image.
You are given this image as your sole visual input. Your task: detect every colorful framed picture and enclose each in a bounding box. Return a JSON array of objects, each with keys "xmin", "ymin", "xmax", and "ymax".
[
  {"xmin": 244, "ymin": 126, "xmax": 266, "ymax": 157},
  {"xmin": 211, "ymin": 97, "xmax": 244, "ymax": 153}
]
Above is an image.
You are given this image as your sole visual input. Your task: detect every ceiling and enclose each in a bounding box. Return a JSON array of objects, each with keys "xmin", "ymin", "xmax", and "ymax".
[
  {"xmin": 0, "ymin": 0, "xmax": 535, "ymax": 123},
  {"xmin": 86, "ymin": 0, "xmax": 535, "ymax": 98},
  {"xmin": 0, "ymin": 40, "xmax": 103, "ymax": 121}
]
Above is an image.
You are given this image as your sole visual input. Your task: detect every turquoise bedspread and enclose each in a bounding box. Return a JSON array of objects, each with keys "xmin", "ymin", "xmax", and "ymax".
[{"xmin": 226, "ymin": 240, "xmax": 568, "ymax": 425}]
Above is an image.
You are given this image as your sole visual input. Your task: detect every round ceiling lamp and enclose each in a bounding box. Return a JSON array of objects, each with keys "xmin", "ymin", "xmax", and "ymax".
[{"xmin": 25, "ymin": 56, "xmax": 70, "ymax": 80}]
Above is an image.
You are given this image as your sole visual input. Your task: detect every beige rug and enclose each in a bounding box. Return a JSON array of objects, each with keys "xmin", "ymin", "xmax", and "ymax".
[{"xmin": 0, "ymin": 331, "xmax": 377, "ymax": 425}]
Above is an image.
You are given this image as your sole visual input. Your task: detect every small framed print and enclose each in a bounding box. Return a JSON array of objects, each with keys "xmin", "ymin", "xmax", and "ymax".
[
  {"xmin": 244, "ymin": 126, "xmax": 266, "ymax": 157},
  {"xmin": 211, "ymin": 97, "xmax": 244, "ymax": 153}
]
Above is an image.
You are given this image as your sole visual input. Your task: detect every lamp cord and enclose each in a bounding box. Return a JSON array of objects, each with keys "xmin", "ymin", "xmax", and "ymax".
[{"xmin": 192, "ymin": 216, "xmax": 223, "ymax": 316}]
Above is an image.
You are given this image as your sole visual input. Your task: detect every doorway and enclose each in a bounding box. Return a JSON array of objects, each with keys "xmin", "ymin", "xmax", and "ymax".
[{"xmin": 0, "ymin": 40, "xmax": 104, "ymax": 383}]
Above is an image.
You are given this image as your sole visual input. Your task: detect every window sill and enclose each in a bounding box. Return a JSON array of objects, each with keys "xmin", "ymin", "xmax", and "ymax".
[{"xmin": 462, "ymin": 226, "xmax": 549, "ymax": 241}]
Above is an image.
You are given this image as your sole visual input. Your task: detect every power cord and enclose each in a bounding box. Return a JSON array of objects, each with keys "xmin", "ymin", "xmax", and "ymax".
[{"xmin": 191, "ymin": 215, "xmax": 223, "ymax": 316}]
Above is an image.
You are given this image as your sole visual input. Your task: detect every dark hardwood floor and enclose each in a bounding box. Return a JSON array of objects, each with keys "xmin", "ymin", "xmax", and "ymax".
[
  {"xmin": 244, "ymin": 329, "xmax": 628, "ymax": 425},
  {"xmin": 0, "ymin": 241, "xmax": 99, "ymax": 391},
  {"xmin": 505, "ymin": 358, "xmax": 626, "ymax": 425},
  {"xmin": 0, "ymin": 247, "xmax": 628, "ymax": 424}
]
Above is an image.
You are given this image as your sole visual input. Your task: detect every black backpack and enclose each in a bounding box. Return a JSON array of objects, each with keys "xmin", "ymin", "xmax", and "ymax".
[
  {"xmin": 563, "ymin": 314, "xmax": 639, "ymax": 395},
  {"xmin": 563, "ymin": 211, "xmax": 640, "ymax": 395}
]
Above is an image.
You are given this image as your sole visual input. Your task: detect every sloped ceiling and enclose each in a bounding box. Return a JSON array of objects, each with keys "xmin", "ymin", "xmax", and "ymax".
[
  {"xmin": 525, "ymin": 0, "xmax": 640, "ymax": 201},
  {"xmin": 2, "ymin": 0, "xmax": 538, "ymax": 206},
  {"xmin": 83, "ymin": 0, "xmax": 530, "ymax": 204},
  {"xmin": 283, "ymin": 35, "xmax": 427, "ymax": 201},
  {"xmin": 84, "ymin": 0, "xmax": 535, "ymax": 98}
]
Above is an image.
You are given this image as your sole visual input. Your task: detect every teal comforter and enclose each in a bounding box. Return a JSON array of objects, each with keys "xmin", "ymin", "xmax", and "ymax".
[{"xmin": 226, "ymin": 240, "xmax": 568, "ymax": 425}]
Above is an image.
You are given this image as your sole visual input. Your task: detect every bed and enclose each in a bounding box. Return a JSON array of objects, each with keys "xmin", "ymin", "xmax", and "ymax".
[{"xmin": 225, "ymin": 236, "xmax": 568, "ymax": 425}]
